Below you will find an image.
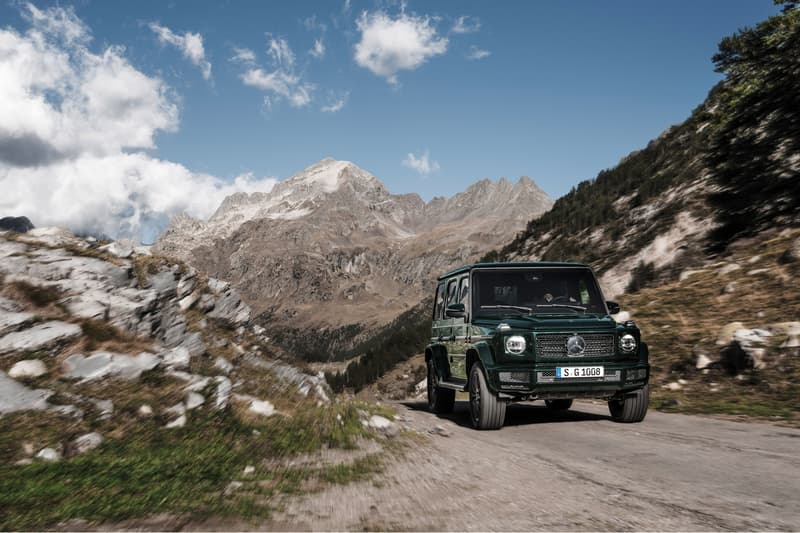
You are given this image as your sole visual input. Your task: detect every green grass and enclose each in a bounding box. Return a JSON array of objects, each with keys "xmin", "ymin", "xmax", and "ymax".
[{"xmin": 0, "ymin": 402, "xmax": 388, "ymax": 530}]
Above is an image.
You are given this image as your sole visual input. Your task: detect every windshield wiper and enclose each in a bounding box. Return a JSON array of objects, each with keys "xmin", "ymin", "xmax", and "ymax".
[
  {"xmin": 533, "ymin": 304, "xmax": 587, "ymax": 313},
  {"xmin": 480, "ymin": 305, "xmax": 533, "ymax": 313}
]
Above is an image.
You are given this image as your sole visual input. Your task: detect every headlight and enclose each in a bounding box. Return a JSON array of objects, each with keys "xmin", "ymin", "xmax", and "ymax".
[
  {"xmin": 620, "ymin": 334, "xmax": 637, "ymax": 353},
  {"xmin": 505, "ymin": 335, "xmax": 526, "ymax": 354}
]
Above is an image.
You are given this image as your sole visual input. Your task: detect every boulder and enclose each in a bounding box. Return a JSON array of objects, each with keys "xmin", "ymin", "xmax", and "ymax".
[
  {"xmin": 0, "ymin": 216, "xmax": 34, "ymax": 233},
  {"xmin": 0, "ymin": 371, "xmax": 52, "ymax": 415},
  {"xmin": 72, "ymin": 432, "xmax": 104, "ymax": 454},
  {"xmin": 0, "ymin": 312, "xmax": 35, "ymax": 337},
  {"xmin": 8, "ymin": 359, "xmax": 47, "ymax": 379},
  {"xmin": 35, "ymin": 447, "xmax": 62, "ymax": 462},
  {"xmin": 161, "ymin": 346, "xmax": 191, "ymax": 369},
  {"xmin": 214, "ymin": 376, "xmax": 232, "ymax": 410},
  {"xmin": 718, "ymin": 263, "xmax": 741, "ymax": 276},
  {"xmin": 0, "ymin": 321, "xmax": 82, "ymax": 355},
  {"xmin": 366, "ymin": 414, "xmax": 400, "ymax": 438},
  {"xmin": 62, "ymin": 351, "xmax": 159, "ymax": 382},
  {"xmin": 185, "ymin": 392, "xmax": 205, "ymax": 410}
]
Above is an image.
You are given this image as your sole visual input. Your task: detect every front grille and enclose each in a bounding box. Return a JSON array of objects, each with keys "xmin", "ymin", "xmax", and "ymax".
[
  {"xmin": 537, "ymin": 370, "xmax": 621, "ymax": 383},
  {"xmin": 535, "ymin": 333, "xmax": 615, "ymax": 358}
]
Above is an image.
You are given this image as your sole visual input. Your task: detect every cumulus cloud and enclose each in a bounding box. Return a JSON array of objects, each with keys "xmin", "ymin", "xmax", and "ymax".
[
  {"xmin": 402, "ymin": 150, "xmax": 440, "ymax": 176},
  {"xmin": 0, "ymin": 3, "xmax": 276, "ymax": 242},
  {"xmin": 148, "ymin": 22, "xmax": 212, "ymax": 80},
  {"xmin": 310, "ymin": 38, "xmax": 326, "ymax": 59},
  {"xmin": 234, "ymin": 37, "xmax": 314, "ymax": 109},
  {"xmin": 466, "ymin": 46, "xmax": 490, "ymax": 60},
  {"xmin": 354, "ymin": 10, "xmax": 448, "ymax": 85},
  {"xmin": 321, "ymin": 91, "xmax": 349, "ymax": 113},
  {"xmin": 451, "ymin": 15, "xmax": 480, "ymax": 34}
]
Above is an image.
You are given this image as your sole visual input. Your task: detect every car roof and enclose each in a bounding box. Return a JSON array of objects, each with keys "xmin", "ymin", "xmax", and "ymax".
[{"xmin": 437, "ymin": 262, "xmax": 590, "ymax": 281}]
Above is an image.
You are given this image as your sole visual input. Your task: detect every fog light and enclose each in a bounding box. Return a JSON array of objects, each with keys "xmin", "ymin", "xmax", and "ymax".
[
  {"xmin": 627, "ymin": 368, "xmax": 646, "ymax": 381},
  {"xmin": 506, "ymin": 335, "xmax": 526, "ymax": 354},
  {"xmin": 499, "ymin": 371, "xmax": 529, "ymax": 383},
  {"xmin": 620, "ymin": 334, "xmax": 637, "ymax": 353}
]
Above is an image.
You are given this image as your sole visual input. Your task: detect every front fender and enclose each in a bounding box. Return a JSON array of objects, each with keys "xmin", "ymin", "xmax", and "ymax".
[{"xmin": 466, "ymin": 341, "xmax": 496, "ymax": 376}]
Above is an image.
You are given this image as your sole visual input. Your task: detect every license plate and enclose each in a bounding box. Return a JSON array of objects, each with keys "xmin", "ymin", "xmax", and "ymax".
[{"xmin": 556, "ymin": 366, "xmax": 604, "ymax": 378}]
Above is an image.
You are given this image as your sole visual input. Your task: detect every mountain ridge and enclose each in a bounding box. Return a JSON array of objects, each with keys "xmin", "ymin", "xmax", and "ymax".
[{"xmin": 155, "ymin": 158, "xmax": 553, "ymax": 359}]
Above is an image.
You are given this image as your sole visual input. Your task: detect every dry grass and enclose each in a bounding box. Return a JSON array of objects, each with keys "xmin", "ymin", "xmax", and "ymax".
[{"xmin": 619, "ymin": 227, "xmax": 800, "ymax": 425}]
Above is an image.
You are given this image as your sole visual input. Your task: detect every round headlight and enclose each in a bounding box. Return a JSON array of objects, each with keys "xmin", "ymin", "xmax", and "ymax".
[
  {"xmin": 506, "ymin": 335, "xmax": 526, "ymax": 354},
  {"xmin": 620, "ymin": 334, "xmax": 637, "ymax": 353}
]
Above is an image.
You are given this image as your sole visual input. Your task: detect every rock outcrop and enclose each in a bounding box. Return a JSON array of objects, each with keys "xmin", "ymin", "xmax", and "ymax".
[{"xmin": 0, "ymin": 227, "xmax": 332, "ymax": 464}]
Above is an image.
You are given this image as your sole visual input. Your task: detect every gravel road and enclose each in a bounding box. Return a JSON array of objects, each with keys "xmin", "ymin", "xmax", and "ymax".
[{"xmin": 263, "ymin": 400, "xmax": 800, "ymax": 531}]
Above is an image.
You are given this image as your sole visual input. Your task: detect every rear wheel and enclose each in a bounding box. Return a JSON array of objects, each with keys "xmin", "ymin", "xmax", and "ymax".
[
  {"xmin": 608, "ymin": 385, "xmax": 649, "ymax": 423},
  {"xmin": 468, "ymin": 364, "xmax": 506, "ymax": 430},
  {"xmin": 545, "ymin": 399, "xmax": 573, "ymax": 411},
  {"xmin": 427, "ymin": 360, "xmax": 455, "ymax": 414}
]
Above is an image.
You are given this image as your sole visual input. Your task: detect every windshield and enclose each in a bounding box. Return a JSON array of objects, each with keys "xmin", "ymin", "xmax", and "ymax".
[{"xmin": 472, "ymin": 268, "xmax": 607, "ymax": 316}]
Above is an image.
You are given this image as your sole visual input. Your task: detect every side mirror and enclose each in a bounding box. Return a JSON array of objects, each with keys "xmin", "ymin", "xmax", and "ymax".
[
  {"xmin": 606, "ymin": 301, "xmax": 621, "ymax": 315},
  {"xmin": 445, "ymin": 303, "xmax": 466, "ymax": 318}
]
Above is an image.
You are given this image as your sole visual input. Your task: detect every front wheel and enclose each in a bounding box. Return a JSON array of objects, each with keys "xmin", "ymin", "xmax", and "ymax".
[
  {"xmin": 608, "ymin": 385, "xmax": 649, "ymax": 423},
  {"xmin": 468, "ymin": 364, "xmax": 506, "ymax": 430},
  {"xmin": 427, "ymin": 360, "xmax": 455, "ymax": 414}
]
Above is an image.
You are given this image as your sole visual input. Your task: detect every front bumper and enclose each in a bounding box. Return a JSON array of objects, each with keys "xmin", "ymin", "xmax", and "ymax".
[{"xmin": 485, "ymin": 362, "xmax": 649, "ymax": 399}]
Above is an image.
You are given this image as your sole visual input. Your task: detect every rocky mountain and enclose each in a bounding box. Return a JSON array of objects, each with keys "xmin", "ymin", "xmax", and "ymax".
[{"xmin": 155, "ymin": 158, "xmax": 552, "ymax": 359}]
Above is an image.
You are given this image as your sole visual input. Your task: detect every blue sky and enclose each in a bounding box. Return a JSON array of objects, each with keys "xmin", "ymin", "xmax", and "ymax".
[{"xmin": 0, "ymin": 0, "xmax": 780, "ymax": 240}]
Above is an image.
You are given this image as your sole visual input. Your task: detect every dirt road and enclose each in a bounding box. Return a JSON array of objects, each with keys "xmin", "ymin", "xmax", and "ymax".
[{"xmin": 265, "ymin": 400, "xmax": 800, "ymax": 531}]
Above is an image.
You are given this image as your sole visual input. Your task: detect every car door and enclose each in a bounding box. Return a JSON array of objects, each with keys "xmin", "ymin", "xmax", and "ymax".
[{"xmin": 447, "ymin": 275, "xmax": 469, "ymax": 379}]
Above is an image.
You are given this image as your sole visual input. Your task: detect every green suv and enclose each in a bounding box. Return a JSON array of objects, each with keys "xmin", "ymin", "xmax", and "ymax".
[{"xmin": 425, "ymin": 262, "xmax": 649, "ymax": 429}]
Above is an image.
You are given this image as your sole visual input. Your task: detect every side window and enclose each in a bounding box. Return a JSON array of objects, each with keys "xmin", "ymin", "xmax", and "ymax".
[
  {"xmin": 433, "ymin": 283, "xmax": 445, "ymax": 320},
  {"xmin": 458, "ymin": 276, "xmax": 469, "ymax": 305},
  {"xmin": 446, "ymin": 279, "xmax": 458, "ymax": 307}
]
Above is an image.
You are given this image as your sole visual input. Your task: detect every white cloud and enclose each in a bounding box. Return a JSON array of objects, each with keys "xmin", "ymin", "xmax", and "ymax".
[
  {"xmin": 235, "ymin": 37, "xmax": 314, "ymax": 109},
  {"xmin": 466, "ymin": 46, "xmax": 490, "ymax": 60},
  {"xmin": 451, "ymin": 15, "xmax": 480, "ymax": 34},
  {"xmin": 310, "ymin": 38, "xmax": 326, "ymax": 59},
  {"xmin": 230, "ymin": 47, "xmax": 256, "ymax": 65},
  {"xmin": 268, "ymin": 36, "xmax": 295, "ymax": 68},
  {"xmin": 148, "ymin": 22, "xmax": 212, "ymax": 80},
  {"xmin": 354, "ymin": 11, "xmax": 448, "ymax": 85},
  {"xmin": 402, "ymin": 150, "xmax": 440, "ymax": 175},
  {"xmin": 321, "ymin": 92, "xmax": 349, "ymax": 113},
  {"xmin": 0, "ymin": 3, "xmax": 276, "ymax": 242}
]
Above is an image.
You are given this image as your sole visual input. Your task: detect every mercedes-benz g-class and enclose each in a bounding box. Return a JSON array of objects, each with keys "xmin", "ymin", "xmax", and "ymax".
[{"xmin": 425, "ymin": 262, "xmax": 649, "ymax": 429}]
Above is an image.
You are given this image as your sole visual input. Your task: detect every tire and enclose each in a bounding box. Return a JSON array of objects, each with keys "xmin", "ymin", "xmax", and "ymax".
[
  {"xmin": 468, "ymin": 364, "xmax": 506, "ymax": 430},
  {"xmin": 608, "ymin": 384, "xmax": 649, "ymax": 423},
  {"xmin": 545, "ymin": 399, "xmax": 573, "ymax": 411},
  {"xmin": 427, "ymin": 360, "xmax": 455, "ymax": 414}
]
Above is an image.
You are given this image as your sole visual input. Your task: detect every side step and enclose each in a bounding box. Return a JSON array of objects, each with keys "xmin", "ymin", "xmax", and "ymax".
[{"xmin": 438, "ymin": 378, "xmax": 467, "ymax": 392}]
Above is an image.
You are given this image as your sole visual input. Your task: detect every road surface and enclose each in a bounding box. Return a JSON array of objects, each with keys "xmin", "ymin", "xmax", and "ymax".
[{"xmin": 265, "ymin": 400, "xmax": 800, "ymax": 531}]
